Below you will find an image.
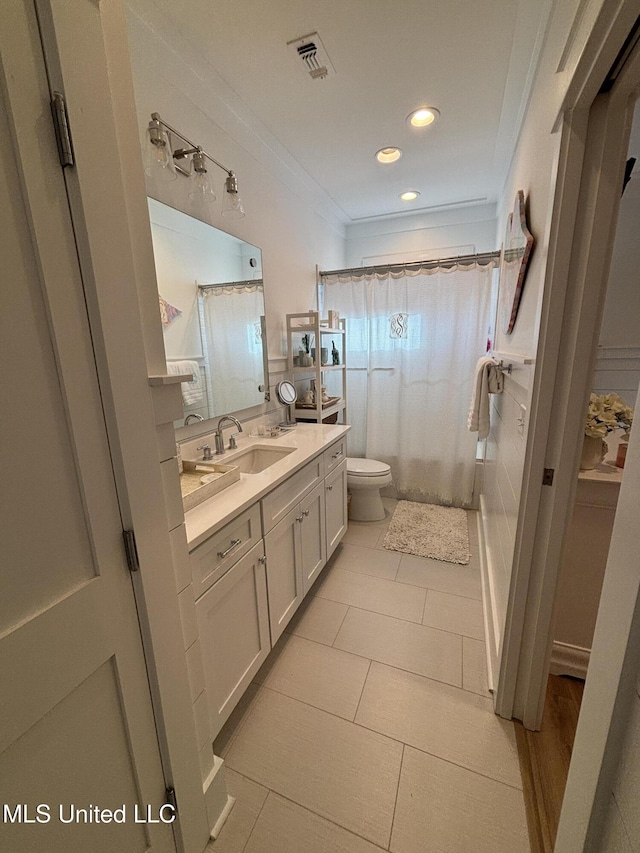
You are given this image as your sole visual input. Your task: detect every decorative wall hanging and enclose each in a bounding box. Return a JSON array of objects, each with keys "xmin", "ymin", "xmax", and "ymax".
[
  {"xmin": 159, "ymin": 295, "xmax": 182, "ymax": 327},
  {"xmin": 498, "ymin": 190, "xmax": 534, "ymax": 334}
]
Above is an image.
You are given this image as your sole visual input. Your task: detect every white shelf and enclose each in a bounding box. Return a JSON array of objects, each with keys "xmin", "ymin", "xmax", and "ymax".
[{"xmin": 286, "ymin": 310, "xmax": 347, "ymax": 426}]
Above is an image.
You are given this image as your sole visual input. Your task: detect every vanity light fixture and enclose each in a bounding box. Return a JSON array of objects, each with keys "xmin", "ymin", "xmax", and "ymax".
[
  {"xmin": 400, "ymin": 190, "xmax": 420, "ymax": 201},
  {"xmin": 375, "ymin": 147, "xmax": 402, "ymax": 164},
  {"xmin": 407, "ymin": 107, "xmax": 440, "ymax": 128},
  {"xmin": 145, "ymin": 112, "xmax": 245, "ymax": 218}
]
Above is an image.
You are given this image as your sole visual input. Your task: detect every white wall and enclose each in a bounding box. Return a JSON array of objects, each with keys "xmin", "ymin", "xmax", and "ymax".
[
  {"xmin": 594, "ymin": 166, "xmax": 640, "ymax": 404},
  {"xmin": 124, "ymin": 0, "xmax": 346, "ymax": 361},
  {"xmin": 345, "ymin": 202, "xmax": 497, "ymax": 267}
]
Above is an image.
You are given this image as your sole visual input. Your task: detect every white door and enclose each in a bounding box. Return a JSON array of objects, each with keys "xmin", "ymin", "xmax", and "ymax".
[
  {"xmin": 196, "ymin": 543, "xmax": 270, "ymax": 739},
  {"xmin": 264, "ymin": 506, "xmax": 304, "ymax": 643},
  {"xmin": 300, "ymin": 482, "xmax": 327, "ymax": 594},
  {"xmin": 0, "ymin": 4, "xmax": 174, "ymax": 852}
]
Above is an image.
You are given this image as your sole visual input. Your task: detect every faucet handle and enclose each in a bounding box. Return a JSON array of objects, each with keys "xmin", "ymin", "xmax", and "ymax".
[
  {"xmin": 197, "ymin": 444, "xmax": 213, "ymax": 461},
  {"xmin": 228, "ymin": 433, "xmax": 241, "ymax": 450}
]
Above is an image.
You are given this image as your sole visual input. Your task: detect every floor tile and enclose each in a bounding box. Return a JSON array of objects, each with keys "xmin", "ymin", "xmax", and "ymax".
[
  {"xmin": 334, "ymin": 607, "xmax": 462, "ymax": 688},
  {"xmin": 395, "ymin": 553, "xmax": 482, "ymax": 600},
  {"xmin": 333, "ymin": 543, "xmax": 401, "ymax": 580},
  {"xmin": 343, "ymin": 521, "xmax": 390, "ymax": 549},
  {"xmin": 423, "ymin": 589, "xmax": 485, "ymax": 639},
  {"xmin": 213, "ymin": 682, "xmax": 262, "ymax": 759},
  {"xmin": 254, "ymin": 634, "xmax": 370, "ymax": 720},
  {"xmin": 208, "ymin": 768, "xmax": 268, "ymax": 853},
  {"xmin": 463, "ymin": 637, "xmax": 491, "ymax": 697},
  {"xmin": 225, "ymin": 688, "xmax": 403, "ymax": 848},
  {"xmin": 390, "ymin": 746, "xmax": 529, "ymax": 853},
  {"xmin": 315, "ymin": 567, "xmax": 426, "ymax": 623},
  {"xmin": 245, "ymin": 792, "xmax": 386, "ymax": 853},
  {"xmin": 286, "ymin": 595, "xmax": 348, "ymax": 646},
  {"xmin": 356, "ymin": 663, "xmax": 522, "ymax": 789}
]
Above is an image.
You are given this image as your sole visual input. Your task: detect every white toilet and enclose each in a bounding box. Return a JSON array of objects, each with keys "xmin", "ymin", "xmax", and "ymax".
[{"xmin": 346, "ymin": 457, "xmax": 393, "ymax": 522}]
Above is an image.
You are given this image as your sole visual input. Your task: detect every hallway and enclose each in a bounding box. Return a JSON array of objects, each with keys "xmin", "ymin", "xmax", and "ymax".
[{"xmin": 210, "ymin": 501, "xmax": 528, "ymax": 852}]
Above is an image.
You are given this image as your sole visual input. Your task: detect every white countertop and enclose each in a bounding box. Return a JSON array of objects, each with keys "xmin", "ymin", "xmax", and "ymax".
[{"xmin": 183, "ymin": 423, "xmax": 350, "ymax": 550}]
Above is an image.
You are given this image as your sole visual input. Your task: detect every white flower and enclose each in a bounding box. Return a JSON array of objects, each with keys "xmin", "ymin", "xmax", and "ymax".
[{"xmin": 584, "ymin": 392, "xmax": 634, "ymax": 437}]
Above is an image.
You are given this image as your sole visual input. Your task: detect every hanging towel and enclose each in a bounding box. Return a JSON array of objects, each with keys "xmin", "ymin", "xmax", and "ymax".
[
  {"xmin": 468, "ymin": 357, "xmax": 502, "ymax": 439},
  {"xmin": 167, "ymin": 360, "xmax": 204, "ymax": 406}
]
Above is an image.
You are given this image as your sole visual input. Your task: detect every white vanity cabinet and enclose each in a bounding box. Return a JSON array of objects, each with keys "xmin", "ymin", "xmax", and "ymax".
[
  {"xmin": 196, "ymin": 540, "xmax": 270, "ymax": 739},
  {"xmin": 185, "ymin": 429, "xmax": 349, "ymax": 744}
]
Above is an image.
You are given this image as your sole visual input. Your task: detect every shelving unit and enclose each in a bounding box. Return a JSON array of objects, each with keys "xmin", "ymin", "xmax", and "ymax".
[{"xmin": 285, "ymin": 311, "xmax": 347, "ymax": 424}]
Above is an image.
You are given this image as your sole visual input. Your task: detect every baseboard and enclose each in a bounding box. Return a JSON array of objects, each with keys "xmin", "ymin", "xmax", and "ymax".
[
  {"xmin": 204, "ymin": 754, "xmax": 233, "ymax": 839},
  {"xmin": 478, "ymin": 495, "xmax": 499, "ymax": 696},
  {"xmin": 549, "ymin": 641, "xmax": 590, "ymax": 679}
]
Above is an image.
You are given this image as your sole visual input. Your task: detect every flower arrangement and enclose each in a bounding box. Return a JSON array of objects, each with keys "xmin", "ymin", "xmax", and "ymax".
[{"xmin": 585, "ymin": 393, "xmax": 633, "ymax": 438}]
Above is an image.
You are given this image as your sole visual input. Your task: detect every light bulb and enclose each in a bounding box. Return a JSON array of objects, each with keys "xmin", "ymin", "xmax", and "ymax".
[{"xmin": 144, "ymin": 120, "xmax": 177, "ymax": 183}]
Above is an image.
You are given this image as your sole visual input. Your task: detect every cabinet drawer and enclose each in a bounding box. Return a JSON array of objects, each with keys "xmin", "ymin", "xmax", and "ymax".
[
  {"xmin": 261, "ymin": 457, "xmax": 323, "ymax": 533},
  {"xmin": 190, "ymin": 503, "xmax": 262, "ymax": 599},
  {"xmin": 324, "ymin": 438, "xmax": 346, "ymax": 476}
]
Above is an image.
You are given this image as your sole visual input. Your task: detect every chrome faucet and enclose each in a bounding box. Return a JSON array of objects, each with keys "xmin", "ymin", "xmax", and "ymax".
[
  {"xmin": 184, "ymin": 413, "xmax": 204, "ymax": 426},
  {"xmin": 215, "ymin": 416, "xmax": 243, "ymax": 454}
]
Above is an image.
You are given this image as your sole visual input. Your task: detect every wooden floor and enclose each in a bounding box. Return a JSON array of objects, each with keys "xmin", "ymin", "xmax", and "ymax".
[{"xmin": 515, "ymin": 674, "xmax": 585, "ymax": 853}]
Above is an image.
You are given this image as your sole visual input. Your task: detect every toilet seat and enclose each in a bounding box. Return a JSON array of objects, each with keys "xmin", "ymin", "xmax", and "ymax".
[{"xmin": 346, "ymin": 457, "xmax": 391, "ymax": 477}]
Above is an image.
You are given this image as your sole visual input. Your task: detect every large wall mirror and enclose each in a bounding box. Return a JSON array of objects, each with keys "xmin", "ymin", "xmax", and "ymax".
[{"xmin": 148, "ymin": 198, "xmax": 269, "ymax": 427}]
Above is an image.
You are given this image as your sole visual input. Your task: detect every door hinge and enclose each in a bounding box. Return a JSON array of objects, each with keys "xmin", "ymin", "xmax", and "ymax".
[
  {"xmin": 122, "ymin": 529, "xmax": 140, "ymax": 572},
  {"xmin": 165, "ymin": 786, "xmax": 178, "ymax": 815},
  {"xmin": 542, "ymin": 468, "xmax": 555, "ymax": 486},
  {"xmin": 51, "ymin": 92, "xmax": 74, "ymax": 168}
]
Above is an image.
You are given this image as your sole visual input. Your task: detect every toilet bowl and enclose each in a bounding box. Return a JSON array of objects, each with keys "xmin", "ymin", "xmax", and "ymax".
[{"xmin": 346, "ymin": 457, "xmax": 393, "ymax": 522}]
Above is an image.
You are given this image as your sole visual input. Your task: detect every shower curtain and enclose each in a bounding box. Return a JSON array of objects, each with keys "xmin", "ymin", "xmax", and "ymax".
[
  {"xmin": 321, "ymin": 263, "xmax": 494, "ymax": 507},
  {"xmin": 199, "ymin": 283, "xmax": 264, "ymax": 417}
]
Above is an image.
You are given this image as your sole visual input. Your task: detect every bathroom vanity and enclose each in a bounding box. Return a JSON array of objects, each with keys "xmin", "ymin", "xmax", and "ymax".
[{"xmin": 181, "ymin": 424, "xmax": 349, "ymax": 741}]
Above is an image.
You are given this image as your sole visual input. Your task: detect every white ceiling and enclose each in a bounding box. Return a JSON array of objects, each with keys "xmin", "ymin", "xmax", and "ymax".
[{"xmin": 141, "ymin": 0, "xmax": 551, "ymax": 223}]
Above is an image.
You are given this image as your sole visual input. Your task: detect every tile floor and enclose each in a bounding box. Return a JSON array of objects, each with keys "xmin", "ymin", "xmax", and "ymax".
[{"xmin": 209, "ymin": 498, "xmax": 529, "ymax": 853}]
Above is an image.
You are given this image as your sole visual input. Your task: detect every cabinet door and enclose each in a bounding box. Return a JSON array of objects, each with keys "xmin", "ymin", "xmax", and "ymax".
[
  {"xmin": 300, "ymin": 482, "xmax": 327, "ymax": 594},
  {"xmin": 196, "ymin": 542, "xmax": 270, "ymax": 740},
  {"xmin": 325, "ymin": 459, "xmax": 348, "ymax": 558},
  {"xmin": 264, "ymin": 505, "xmax": 304, "ymax": 643}
]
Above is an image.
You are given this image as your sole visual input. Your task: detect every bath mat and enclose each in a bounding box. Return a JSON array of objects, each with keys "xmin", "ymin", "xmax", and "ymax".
[{"xmin": 383, "ymin": 501, "xmax": 470, "ymax": 565}]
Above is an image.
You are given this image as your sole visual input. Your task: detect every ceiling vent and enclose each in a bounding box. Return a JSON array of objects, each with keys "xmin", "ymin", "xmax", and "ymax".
[{"xmin": 287, "ymin": 32, "xmax": 335, "ymax": 80}]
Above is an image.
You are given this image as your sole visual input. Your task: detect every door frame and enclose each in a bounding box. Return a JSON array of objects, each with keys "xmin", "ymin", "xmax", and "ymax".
[{"xmin": 495, "ymin": 0, "xmax": 640, "ymax": 730}]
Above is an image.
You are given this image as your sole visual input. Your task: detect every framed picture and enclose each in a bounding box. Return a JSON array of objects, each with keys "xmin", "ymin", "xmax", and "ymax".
[{"xmin": 498, "ymin": 190, "xmax": 534, "ymax": 334}]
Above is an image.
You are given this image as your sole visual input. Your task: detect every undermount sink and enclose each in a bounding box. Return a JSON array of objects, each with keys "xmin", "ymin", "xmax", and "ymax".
[{"xmin": 223, "ymin": 444, "xmax": 296, "ymax": 474}]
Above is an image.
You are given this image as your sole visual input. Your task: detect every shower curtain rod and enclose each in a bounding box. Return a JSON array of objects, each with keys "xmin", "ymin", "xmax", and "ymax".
[
  {"xmin": 198, "ymin": 279, "xmax": 264, "ymax": 290},
  {"xmin": 318, "ymin": 250, "xmax": 500, "ymax": 279}
]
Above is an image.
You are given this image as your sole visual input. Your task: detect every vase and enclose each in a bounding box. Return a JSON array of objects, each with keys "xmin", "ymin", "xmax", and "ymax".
[{"xmin": 580, "ymin": 435, "xmax": 606, "ymax": 470}]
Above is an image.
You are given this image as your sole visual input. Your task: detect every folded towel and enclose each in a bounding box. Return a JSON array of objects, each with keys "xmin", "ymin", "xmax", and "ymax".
[
  {"xmin": 468, "ymin": 357, "xmax": 502, "ymax": 439},
  {"xmin": 167, "ymin": 360, "xmax": 204, "ymax": 406}
]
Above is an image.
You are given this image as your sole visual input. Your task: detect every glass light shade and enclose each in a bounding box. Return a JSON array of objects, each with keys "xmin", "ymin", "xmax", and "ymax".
[
  {"xmin": 189, "ymin": 170, "xmax": 216, "ymax": 204},
  {"xmin": 221, "ymin": 191, "xmax": 245, "ymax": 219},
  {"xmin": 400, "ymin": 190, "xmax": 420, "ymax": 201},
  {"xmin": 222, "ymin": 172, "xmax": 245, "ymax": 219},
  {"xmin": 144, "ymin": 125, "xmax": 177, "ymax": 183}
]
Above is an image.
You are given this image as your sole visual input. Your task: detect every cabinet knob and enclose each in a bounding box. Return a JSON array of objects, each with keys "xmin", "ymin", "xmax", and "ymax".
[
  {"xmin": 296, "ymin": 515, "xmax": 304, "ymax": 523},
  {"xmin": 327, "ymin": 484, "xmax": 333, "ymax": 491},
  {"xmin": 258, "ymin": 555, "xmax": 267, "ymax": 564},
  {"xmin": 303, "ymin": 509, "xmax": 310, "ymax": 517}
]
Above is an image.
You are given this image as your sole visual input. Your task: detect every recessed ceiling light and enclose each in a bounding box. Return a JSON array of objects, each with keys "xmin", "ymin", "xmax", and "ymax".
[
  {"xmin": 375, "ymin": 147, "xmax": 402, "ymax": 164},
  {"xmin": 400, "ymin": 190, "xmax": 420, "ymax": 201},
  {"xmin": 407, "ymin": 107, "xmax": 440, "ymax": 128}
]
